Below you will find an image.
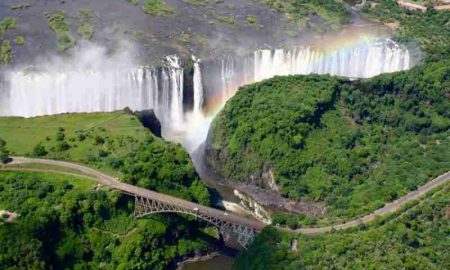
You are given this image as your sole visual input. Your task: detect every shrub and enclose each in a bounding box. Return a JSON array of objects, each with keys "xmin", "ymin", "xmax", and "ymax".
[
  {"xmin": 14, "ymin": 35, "xmax": 24, "ymax": 45},
  {"xmin": 33, "ymin": 143, "xmax": 48, "ymax": 157},
  {"xmin": 142, "ymin": 0, "xmax": 174, "ymax": 16},
  {"xmin": 0, "ymin": 40, "xmax": 14, "ymax": 64}
]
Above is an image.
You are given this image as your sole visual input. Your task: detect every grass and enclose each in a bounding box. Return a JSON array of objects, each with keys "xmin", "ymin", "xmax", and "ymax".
[
  {"xmin": 2, "ymin": 163, "xmax": 93, "ymax": 178},
  {"xmin": 142, "ymin": 0, "xmax": 174, "ymax": 16},
  {"xmin": 45, "ymin": 10, "xmax": 76, "ymax": 51},
  {"xmin": 0, "ymin": 110, "xmax": 148, "ymax": 158},
  {"xmin": 0, "ymin": 111, "xmax": 152, "ymax": 178}
]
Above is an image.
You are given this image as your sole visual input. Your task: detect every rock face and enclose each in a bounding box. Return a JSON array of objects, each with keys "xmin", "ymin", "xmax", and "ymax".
[
  {"xmin": 134, "ymin": 109, "xmax": 162, "ymax": 137},
  {"xmin": 204, "ymin": 139, "xmax": 327, "ymax": 218},
  {"xmin": 182, "ymin": 58, "xmax": 195, "ymax": 113}
]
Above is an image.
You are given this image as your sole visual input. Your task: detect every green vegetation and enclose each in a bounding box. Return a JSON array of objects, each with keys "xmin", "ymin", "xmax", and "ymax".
[
  {"xmin": 212, "ymin": 13, "xmax": 236, "ymax": 25},
  {"xmin": 181, "ymin": 0, "xmax": 209, "ymax": 6},
  {"xmin": 260, "ymin": 0, "xmax": 350, "ymax": 29},
  {"xmin": 231, "ymin": 3, "xmax": 450, "ymax": 268},
  {"xmin": 45, "ymin": 11, "xmax": 76, "ymax": 51},
  {"xmin": 235, "ymin": 184, "xmax": 450, "ymax": 269},
  {"xmin": 179, "ymin": 32, "xmax": 191, "ymax": 44},
  {"xmin": 10, "ymin": 3, "xmax": 32, "ymax": 10},
  {"xmin": 77, "ymin": 23, "xmax": 94, "ymax": 39},
  {"xmin": 127, "ymin": 0, "xmax": 140, "ymax": 5},
  {"xmin": 77, "ymin": 9, "xmax": 94, "ymax": 39},
  {"xmin": 0, "ymin": 18, "xmax": 17, "ymax": 64},
  {"xmin": 0, "ymin": 138, "xmax": 10, "ymax": 164},
  {"xmin": 245, "ymin": 15, "xmax": 258, "ymax": 25},
  {"xmin": 0, "ymin": 17, "xmax": 16, "ymax": 36},
  {"xmin": 0, "ymin": 40, "xmax": 14, "ymax": 64},
  {"xmin": 14, "ymin": 35, "xmax": 24, "ymax": 45},
  {"xmin": 142, "ymin": 0, "xmax": 174, "ymax": 16},
  {"xmin": 0, "ymin": 171, "xmax": 216, "ymax": 269},
  {"xmin": 208, "ymin": 60, "xmax": 450, "ymax": 221},
  {"xmin": 362, "ymin": 0, "xmax": 450, "ymax": 61},
  {"xmin": 0, "ymin": 110, "xmax": 210, "ymax": 205},
  {"xmin": 78, "ymin": 8, "xmax": 93, "ymax": 21}
]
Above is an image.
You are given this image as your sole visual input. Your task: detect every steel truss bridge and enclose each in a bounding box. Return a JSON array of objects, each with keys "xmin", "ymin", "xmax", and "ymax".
[
  {"xmin": 133, "ymin": 196, "xmax": 257, "ymax": 247},
  {"xmin": 11, "ymin": 157, "xmax": 266, "ymax": 248}
]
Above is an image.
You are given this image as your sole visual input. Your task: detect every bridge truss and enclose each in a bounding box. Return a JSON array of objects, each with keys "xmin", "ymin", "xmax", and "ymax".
[{"xmin": 133, "ymin": 195, "xmax": 256, "ymax": 248}]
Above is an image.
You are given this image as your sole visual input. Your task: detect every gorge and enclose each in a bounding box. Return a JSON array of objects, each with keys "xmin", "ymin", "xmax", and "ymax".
[{"xmin": 0, "ymin": 35, "xmax": 412, "ymax": 153}]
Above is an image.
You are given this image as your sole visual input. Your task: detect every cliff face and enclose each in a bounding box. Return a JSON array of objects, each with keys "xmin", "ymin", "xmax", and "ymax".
[
  {"xmin": 134, "ymin": 109, "xmax": 162, "ymax": 137},
  {"xmin": 205, "ymin": 138, "xmax": 278, "ymax": 191},
  {"xmin": 204, "ymin": 61, "xmax": 450, "ymax": 221},
  {"xmin": 204, "ymin": 75, "xmax": 338, "ymax": 192}
]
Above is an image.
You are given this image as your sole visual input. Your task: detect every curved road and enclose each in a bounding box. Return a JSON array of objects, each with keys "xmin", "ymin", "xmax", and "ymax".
[
  {"xmin": 7, "ymin": 157, "xmax": 450, "ymax": 234},
  {"xmin": 291, "ymin": 170, "xmax": 450, "ymax": 233},
  {"xmin": 9, "ymin": 157, "xmax": 266, "ymax": 231}
]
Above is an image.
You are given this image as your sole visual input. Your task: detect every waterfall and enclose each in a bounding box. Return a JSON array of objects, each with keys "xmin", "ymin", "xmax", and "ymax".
[
  {"xmin": 165, "ymin": 55, "xmax": 184, "ymax": 127},
  {"xmin": 192, "ymin": 56, "xmax": 204, "ymax": 114},
  {"xmin": 0, "ymin": 37, "xmax": 413, "ymax": 152},
  {"xmin": 202, "ymin": 38, "xmax": 411, "ymax": 109},
  {"xmin": 253, "ymin": 38, "xmax": 410, "ymax": 80},
  {"xmin": 0, "ymin": 55, "xmax": 185, "ymax": 138}
]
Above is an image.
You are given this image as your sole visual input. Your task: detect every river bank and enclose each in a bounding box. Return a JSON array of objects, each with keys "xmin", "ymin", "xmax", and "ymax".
[{"xmin": 178, "ymin": 252, "xmax": 234, "ymax": 270}]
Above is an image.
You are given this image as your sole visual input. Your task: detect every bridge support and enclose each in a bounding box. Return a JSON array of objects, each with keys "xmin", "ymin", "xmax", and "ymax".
[{"xmin": 134, "ymin": 195, "xmax": 256, "ymax": 248}]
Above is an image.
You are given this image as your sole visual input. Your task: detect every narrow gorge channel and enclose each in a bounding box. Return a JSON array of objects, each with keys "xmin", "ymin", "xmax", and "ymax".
[{"xmin": 0, "ymin": 33, "xmax": 414, "ymax": 225}]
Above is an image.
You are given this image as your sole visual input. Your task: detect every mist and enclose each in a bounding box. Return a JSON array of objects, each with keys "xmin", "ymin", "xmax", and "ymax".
[{"xmin": 0, "ymin": 31, "xmax": 414, "ymax": 154}]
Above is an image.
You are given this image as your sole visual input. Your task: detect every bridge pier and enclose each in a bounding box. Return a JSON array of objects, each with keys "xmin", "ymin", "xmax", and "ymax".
[{"xmin": 133, "ymin": 195, "xmax": 256, "ymax": 248}]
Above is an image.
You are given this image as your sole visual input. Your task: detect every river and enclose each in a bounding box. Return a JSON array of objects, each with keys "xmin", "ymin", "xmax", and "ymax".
[{"xmin": 181, "ymin": 254, "xmax": 234, "ymax": 270}]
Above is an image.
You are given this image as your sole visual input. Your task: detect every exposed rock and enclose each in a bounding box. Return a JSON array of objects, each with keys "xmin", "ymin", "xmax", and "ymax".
[
  {"xmin": 204, "ymin": 132, "xmax": 327, "ymax": 219},
  {"xmin": 291, "ymin": 239, "xmax": 298, "ymax": 252},
  {"xmin": 183, "ymin": 58, "xmax": 195, "ymax": 112},
  {"xmin": 134, "ymin": 109, "xmax": 162, "ymax": 137},
  {"xmin": 233, "ymin": 189, "xmax": 272, "ymax": 224},
  {"xmin": 236, "ymin": 183, "xmax": 327, "ymax": 217}
]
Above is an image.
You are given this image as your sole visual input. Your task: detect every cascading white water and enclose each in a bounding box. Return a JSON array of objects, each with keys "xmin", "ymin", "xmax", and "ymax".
[
  {"xmin": 253, "ymin": 39, "xmax": 410, "ymax": 81},
  {"xmin": 207, "ymin": 38, "xmax": 411, "ymax": 109},
  {"xmin": 0, "ymin": 68, "xmax": 155, "ymax": 117},
  {"xmin": 0, "ymin": 37, "xmax": 413, "ymax": 152},
  {"xmin": 0, "ymin": 55, "xmax": 185, "ymax": 137},
  {"xmin": 165, "ymin": 55, "xmax": 184, "ymax": 127},
  {"xmin": 192, "ymin": 56, "xmax": 204, "ymax": 114}
]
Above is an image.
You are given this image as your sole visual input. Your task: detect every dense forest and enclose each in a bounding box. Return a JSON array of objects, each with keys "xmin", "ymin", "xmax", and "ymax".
[
  {"xmin": 230, "ymin": 2, "xmax": 450, "ymax": 269},
  {"xmin": 0, "ymin": 111, "xmax": 215, "ymax": 268},
  {"xmin": 0, "ymin": 110, "xmax": 210, "ymax": 205},
  {"xmin": 207, "ymin": 60, "xmax": 450, "ymax": 223},
  {"xmin": 234, "ymin": 183, "xmax": 450, "ymax": 270},
  {"xmin": 0, "ymin": 171, "xmax": 217, "ymax": 269}
]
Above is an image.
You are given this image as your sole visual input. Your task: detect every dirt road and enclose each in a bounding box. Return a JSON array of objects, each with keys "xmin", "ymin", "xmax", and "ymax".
[{"xmin": 8, "ymin": 157, "xmax": 450, "ymax": 234}]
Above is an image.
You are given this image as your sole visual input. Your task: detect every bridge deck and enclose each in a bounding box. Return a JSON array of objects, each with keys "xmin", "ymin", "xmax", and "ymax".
[{"xmin": 12, "ymin": 157, "xmax": 266, "ymax": 230}]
